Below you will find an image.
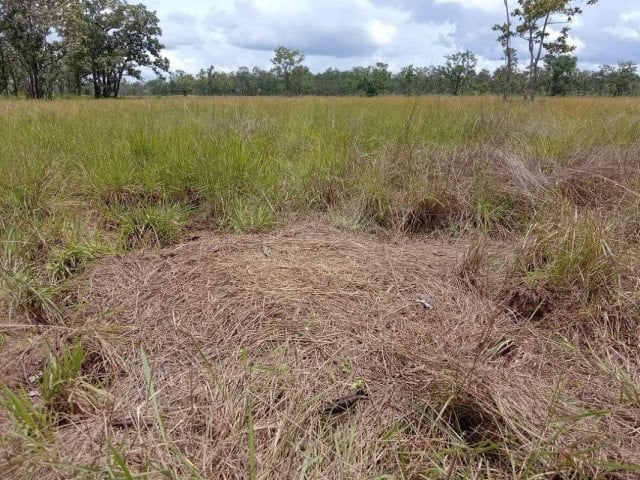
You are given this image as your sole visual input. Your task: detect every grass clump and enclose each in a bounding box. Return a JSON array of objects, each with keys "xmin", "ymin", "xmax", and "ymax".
[
  {"xmin": 0, "ymin": 387, "xmax": 52, "ymax": 443},
  {"xmin": 47, "ymin": 242, "xmax": 109, "ymax": 283},
  {"xmin": 0, "ymin": 247, "xmax": 59, "ymax": 323},
  {"xmin": 117, "ymin": 204, "xmax": 188, "ymax": 250},
  {"xmin": 39, "ymin": 343, "xmax": 86, "ymax": 414},
  {"xmin": 224, "ymin": 196, "xmax": 278, "ymax": 232},
  {"xmin": 503, "ymin": 202, "xmax": 626, "ymax": 327},
  {"xmin": 524, "ymin": 210, "xmax": 617, "ymax": 299}
]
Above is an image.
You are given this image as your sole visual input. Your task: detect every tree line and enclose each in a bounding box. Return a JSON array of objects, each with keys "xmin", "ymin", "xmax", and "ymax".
[
  {"xmin": 1, "ymin": 0, "xmax": 638, "ymax": 99},
  {"xmin": 127, "ymin": 49, "xmax": 638, "ymax": 98}
]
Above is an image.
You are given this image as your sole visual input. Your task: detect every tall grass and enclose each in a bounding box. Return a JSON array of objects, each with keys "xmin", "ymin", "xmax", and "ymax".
[{"xmin": 1, "ymin": 96, "xmax": 638, "ymax": 319}]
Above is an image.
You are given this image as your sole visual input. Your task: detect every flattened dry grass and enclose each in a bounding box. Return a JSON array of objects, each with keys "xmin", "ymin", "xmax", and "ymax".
[{"xmin": 0, "ymin": 225, "xmax": 637, "ymax": 478}]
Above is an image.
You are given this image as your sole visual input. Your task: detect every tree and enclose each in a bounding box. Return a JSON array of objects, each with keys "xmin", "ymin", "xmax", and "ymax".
[
  {"xmin": 493, "ymin": 0, "xmax": 517, "ymax": 100},
  {"xmin": 509, "ymin": 0, "xmax": 597, "ymax": 101},
  {"xmin": 442, "ymin": 51, "xmax": 477, "ymax": 96},
  {"xmin": 601, "ymin": 61, "xmax": 639, "ymax": 97},
  {"xmin": 251, "ymin": 67, "xmax": 279, "ymax": 95},
  {"xmin": 350, "ymin": 62, "xmax": 391, "ymax": 97},
  {"xmin": 172, "ymin": 70, "xmax": 195, "ymax": 96},
  {"xmin": 234, "ymin": 66, "xmax": 255, "ymax": 95},
  {"xmin": 63, "ymin": 0, "xmax": 168, "ymax": 98},
  {"xmin": 270, "ymin": 46, "xmax": 305, "ymax": 95},
  {"xmin": 290, "ymin": 65, "xmax": 314, "ymax": 94},
  {"xmin": 399, "ymin": 64, "xmax": 417, "ymax": 96},
  {"xmin": 544, "ymin": 54, "xmax": 577, "ymax": 95},
  {"xmin": 200, "ymin": 65, "xmax": 215, "ymax": 95},
  {"xmin": 315, "ymin": 68, "xmax": 350, "ymax": 96},
  {"xmin": 0, "ymin": 35, "xmax": 21, "ymax": 95},
  {"xmin": 0, "ymin": 0, "xmax": 64, "ymax": 98},
  {"xmin": 492, "ymin": 64, "xmax": 524, "ymax": 96},
  {"xmin": 473, "ymin": 69, "xmax": 493, "ymax": 94}
]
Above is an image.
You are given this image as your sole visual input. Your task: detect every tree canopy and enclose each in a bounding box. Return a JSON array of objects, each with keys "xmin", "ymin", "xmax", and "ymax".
[
  {"xmin": 0, "ymin": 0, "xmax": 167, "ymax": 98},
  {"xmin": 505, "ymin": 0, "xmax": 599, "ymax": 100}
]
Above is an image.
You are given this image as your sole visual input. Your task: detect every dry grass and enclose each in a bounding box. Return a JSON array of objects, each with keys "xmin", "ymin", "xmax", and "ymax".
[{"xmin": 1, "ymin": 223, "xmax": 638, "ymax": 478}]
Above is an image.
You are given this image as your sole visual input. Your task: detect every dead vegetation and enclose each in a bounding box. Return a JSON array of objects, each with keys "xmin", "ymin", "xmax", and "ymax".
[{"xmin": 1, "ymin": 224, "xmax": 638, "ymax": 478}]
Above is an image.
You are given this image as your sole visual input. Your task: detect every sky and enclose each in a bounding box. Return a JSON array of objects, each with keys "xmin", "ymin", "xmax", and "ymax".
[{"xmin": 143, "ymin": 0, "xmax": 640, "ymax": 74}]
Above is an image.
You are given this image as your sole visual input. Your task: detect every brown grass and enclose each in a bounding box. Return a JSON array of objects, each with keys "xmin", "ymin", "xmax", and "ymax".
[{"xmin": 1, "ymin": 223, "xmax": 638, "ymax": 478}]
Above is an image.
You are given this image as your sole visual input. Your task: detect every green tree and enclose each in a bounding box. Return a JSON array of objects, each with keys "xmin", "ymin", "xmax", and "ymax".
[
  {"xmin": 0, "ymin": 35, "xmax": 22, "ymax": 95},
  {"xmin": 290, "ymin": 65, "xmax": 314, "ymax": 94},
  {"xmin": 198, "ymin": 65, "xmax": 215, "ymax": 95},
  {"xmin": 63, "ymin": 0, "xmax": 168, "ymax": 98},
  {"xmin": 493, "ymin": 0, "xmax": 517, "ymax": 100},
  {"xmin": 601, "ymin": 61, "xmax": 639, "ymax": 97},
  {"xmin": 544, "ymin": 54, "xmax": 577, "ymax": 95},
  {"xmin": 442, "ymin": 50, "xmax": 477, "ymax": 96},
  {"xmin": 473, "ymin": 69, "xmax": 493, "ymax": 95},
  {"xmin": 510, "ymin": 0, "xmax": 598, "ymax": 101},
  {"xmin": 251, "ymin": 67, "xmax": 279, "ymax": 95},
  {"xmin": 399, "ymin": 64, "xmax": 417, "ymax": 96},
  {"xmin": 270, "ymin": 46, "xmax": 305, "ymax": 95},
  {"xmin": 492, "ymin": 64, "xmax": 524, "ymax": 96},
  {"xmin": 234, "ymin": 66, "xmax": 256, "ymax": 95},
  {"xmin": 172, "ymin": 70, "xmax": 195, "ymax": 96},
  {"xmin": 0, "ymin": 0, "xmax": 64, "ymax": 98},
  {"xmin": 350, "ymin": 62, "xmax": 391, "ymax": 97},
  {"xmin": 315, "ymin": 68, "xmax": 349, "ymax": 95}
]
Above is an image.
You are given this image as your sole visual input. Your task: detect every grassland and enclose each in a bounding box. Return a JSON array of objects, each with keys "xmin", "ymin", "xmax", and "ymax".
[{"xmin": 0, "ymin": 96, "xmax": 639, "ymax": 478}]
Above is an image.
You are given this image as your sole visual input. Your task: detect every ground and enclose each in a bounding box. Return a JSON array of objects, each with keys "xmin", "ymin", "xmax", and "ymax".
[{"xmin": 2, "ymin": 222, "xmax": 638, "ymax": 478}]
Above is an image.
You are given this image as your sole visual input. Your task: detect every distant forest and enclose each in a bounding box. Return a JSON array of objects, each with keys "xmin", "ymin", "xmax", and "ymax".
[
  {"xmin": 1, "ymin": 0, "xmax": 638, "ymax": 99},
  {"xmin": 124, "ymin": 54, "xmax": 640, "ymax": 98}
]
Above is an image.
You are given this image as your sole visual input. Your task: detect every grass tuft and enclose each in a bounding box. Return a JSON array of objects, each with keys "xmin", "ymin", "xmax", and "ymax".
[
  {"xmin": 0, "ymin": 386, "xmax": 51, "ymax": 443},
  {"xmin": 117, "ymin": 204, "xmax": 188, "ymax": 250}
]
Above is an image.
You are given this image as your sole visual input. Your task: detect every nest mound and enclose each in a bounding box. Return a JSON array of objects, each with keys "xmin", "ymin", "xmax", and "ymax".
[{"xmin": 2, "ymin": 223, "xmax": 638, "ymax": 478}]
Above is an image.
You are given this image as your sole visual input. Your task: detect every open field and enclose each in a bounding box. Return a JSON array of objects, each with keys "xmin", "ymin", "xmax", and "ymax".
[{"xmin": 1, "ymin": 96, "xmax": 639, "ymax": 478}]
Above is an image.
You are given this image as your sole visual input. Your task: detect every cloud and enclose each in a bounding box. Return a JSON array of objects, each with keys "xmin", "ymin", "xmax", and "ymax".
[
  {"xmin": 367, "ymin": 20, "xmax": 397, "ymax": 46},
  {"xmin": 143, "ymin": 0, "xmax": 638, "ymax": 74},
  {"xmin": 432, "ymin": 0, "xmax": 500, "ymax": 13},
  {"xmin": 603, "ymin": 26, "xmax": 640, "ymax": 42},
  {"xmin": 212, "ymin": 0, "xmax": 411, "ymax": 57},
  {"xmin": 620, "ymin": 11, "xmax": 640, "ymax": 23}
]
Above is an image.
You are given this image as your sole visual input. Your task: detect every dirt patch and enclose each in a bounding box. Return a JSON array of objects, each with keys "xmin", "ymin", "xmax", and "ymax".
[{"xmin": 1, "ymin": 223, "xmax": 638, "ymax": 478}]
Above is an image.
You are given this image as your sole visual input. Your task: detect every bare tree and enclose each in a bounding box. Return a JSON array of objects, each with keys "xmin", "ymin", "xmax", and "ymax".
[{"xmin": 493, "ymin": 0, "xmax": 517, "ymax": 100}]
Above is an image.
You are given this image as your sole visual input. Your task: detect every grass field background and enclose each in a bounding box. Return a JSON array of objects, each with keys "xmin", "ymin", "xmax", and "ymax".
[
  {"xmin": 0, "ymin": 96, "xmax": 639, "ymax": 478},
  {"xmin": 2, "ymin": 96, "xmax": 639, "ymax": 312}
]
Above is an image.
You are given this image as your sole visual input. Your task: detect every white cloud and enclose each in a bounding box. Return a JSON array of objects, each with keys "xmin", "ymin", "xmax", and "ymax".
[
  {"xmin": 142, "ymin": 0, "xmax": 637, "ymax": 74},
  {"xmin": 432, "ymin": 0, "xmax": 500, "ymax": 13},
  {"xmin": 603, "ymin": 26, "xmax": 640, "ymax": 42},
  {"xmin": 367, "ymin": 20, "xmax": 397, "ymax": 45},
  {"xmin": 601, "ymin": 9, "xmax": 640, "ymax": 44},
  {"xmin": 620, "ymin": 11, "xmax": 640, "ymax": 23}
]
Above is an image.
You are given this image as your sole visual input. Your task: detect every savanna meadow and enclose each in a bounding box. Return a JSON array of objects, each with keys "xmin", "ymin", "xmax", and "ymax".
[{"xmin": 1, "ymin": 96, "xmax": 639, "ymax": 478}]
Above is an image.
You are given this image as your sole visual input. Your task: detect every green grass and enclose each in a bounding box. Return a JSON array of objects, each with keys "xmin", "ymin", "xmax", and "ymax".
[
  {"xmin": 1, "ymin": 96, "xmax": 638, "ymax": 317},
  {"xmin": 116, "ymin": 203, "xmax": 188, "ymax": 250},
  {"xmin": 39, "ymin": 343, "xmax": 86, "ymax": 411},
  {"xmin": 0, "ymin": 386, "xmax": 52, "ymax": 442}
]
